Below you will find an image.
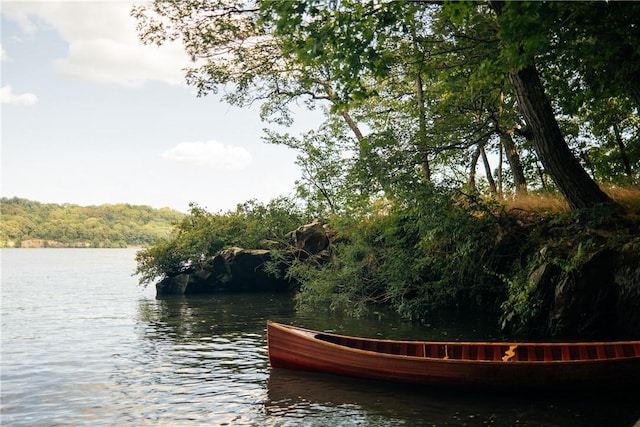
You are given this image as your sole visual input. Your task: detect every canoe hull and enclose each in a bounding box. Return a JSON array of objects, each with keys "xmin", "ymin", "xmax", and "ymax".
[{"xmin": 267, "ymin": 321, "xmax": 640, "ymax": 389}]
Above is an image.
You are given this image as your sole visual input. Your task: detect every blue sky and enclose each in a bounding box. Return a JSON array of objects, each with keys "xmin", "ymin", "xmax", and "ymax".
[{"xmin": 1, "ymin": 1, "xmax": 322, "ymax": 213}]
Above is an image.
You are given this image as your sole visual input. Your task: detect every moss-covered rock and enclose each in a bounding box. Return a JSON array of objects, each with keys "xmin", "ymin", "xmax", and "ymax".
[{"xmin": 500, "ymin": 225, "xmax": 640, "ymax": 339}]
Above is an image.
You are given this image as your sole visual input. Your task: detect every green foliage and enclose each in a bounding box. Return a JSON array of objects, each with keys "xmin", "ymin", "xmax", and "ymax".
[
  {"xmin": 263, "ymin": 119, "xmax": 360, "ymax": 216},
  {"xmin": 292, "ymin": 186, "xmax": 509, "ymax": 320},
  {"xmin": 135, "ymin": 1, "xmax": 640, "ymax": 209},
  {"xmin": 131, "ymin": 2, "xmax": 640, "ymax": 332},
  {"xmin": 0, "ymin": 197, "xmax": 183, "ymax": 248},
  {"xmin": 134, "ymin": 198, "xmax": 308, "ymax": 285},
  {"xmin": 292, "ymin": 212, "xmax": 392, "ymax": 317},
  {"xmin": 552, "ymin": 240, "xmax": 597, "ymax": 275},
  {"xmin": 498, "ymin": 266, "xmax": 540, "ymax": 329}
]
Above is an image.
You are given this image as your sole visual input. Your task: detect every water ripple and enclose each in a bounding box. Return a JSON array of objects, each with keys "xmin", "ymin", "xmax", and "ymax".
[{"xmin": 2, "ymin": 249, "xmax": 639, "ymax": 426}]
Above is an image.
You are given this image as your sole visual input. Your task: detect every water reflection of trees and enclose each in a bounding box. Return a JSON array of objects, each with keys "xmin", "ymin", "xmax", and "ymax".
[
  {"xmin": 137, "ymin": 293, "xmax": 504, "ymax": 345},
  {"xmin": 136, "ymin": 292, "xmax": 297, "ymax": 343}
]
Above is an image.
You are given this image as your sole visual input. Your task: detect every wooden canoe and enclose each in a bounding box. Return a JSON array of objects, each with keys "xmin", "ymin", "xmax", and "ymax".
[{"xmin": 267, "ymin": 321, "xmax": 640, "ymax": 390}]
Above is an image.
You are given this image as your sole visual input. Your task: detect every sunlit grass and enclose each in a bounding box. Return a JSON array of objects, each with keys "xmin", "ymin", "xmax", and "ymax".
[
  {"xmin": 605, "ymin": 185, "xmax": 640, "ymax": 211},
  {"xmin": 503, "ymin": 192, "xmax": 568, "ymax": 214},
  {"xmin": 502, "ymin": 184, "xmax": 640, "ymax": 215}
]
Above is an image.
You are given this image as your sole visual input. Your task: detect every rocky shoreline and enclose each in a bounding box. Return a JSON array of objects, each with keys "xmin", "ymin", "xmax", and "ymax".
[
  {"xmin": 155, "ymin": 221, "xmax": 330, "ymax": 295},
  {"xmin": 151, "ymin": 213, "xmax": 640, "ymax": 340}
]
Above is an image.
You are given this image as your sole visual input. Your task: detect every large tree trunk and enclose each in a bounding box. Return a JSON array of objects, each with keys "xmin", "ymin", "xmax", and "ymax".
[{"xmin": 508, "ymin": 64, "xmax": 615, "ymax": 210}]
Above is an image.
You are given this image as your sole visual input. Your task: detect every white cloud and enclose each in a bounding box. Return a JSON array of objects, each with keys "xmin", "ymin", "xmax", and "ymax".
[
  {"xmin": 0, "ymin": 43, "xmax": 7, "ymax": 61},
  {"xmin": 0, "ymin": 2, "xmax": 190, "ymax": 87},
  {"xmin": 163, "ymin": 141, "xmax": 253, "ymax": 170},
  {"xmin": 53, "ymin": 37, "xmax": 188, "ymax": 88},
  {"xmin": 1, "ymin": 85, "xmax": 38, "ymax": 105}
]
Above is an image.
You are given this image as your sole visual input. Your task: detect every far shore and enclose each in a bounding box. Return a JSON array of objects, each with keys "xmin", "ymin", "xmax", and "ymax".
[{"xmin": 1, "ymin": 239, "xmax": 145, "ymax": 249}]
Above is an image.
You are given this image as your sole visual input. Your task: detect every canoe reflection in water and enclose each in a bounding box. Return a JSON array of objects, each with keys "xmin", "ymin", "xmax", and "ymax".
[{"xmin": 265, "ymin": 368, "xmax": 640, "ymax": 427}]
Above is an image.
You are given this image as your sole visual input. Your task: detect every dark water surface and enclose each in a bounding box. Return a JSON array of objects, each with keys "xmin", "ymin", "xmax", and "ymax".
[{"xmin": 1, "ymin": 249, "xmax": 639, "ymax": 426}]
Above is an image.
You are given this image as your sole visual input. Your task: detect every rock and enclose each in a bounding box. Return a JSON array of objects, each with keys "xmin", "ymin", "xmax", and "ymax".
[
  {"xmin": 156, "ymin": 273, "xmax": 190, "ymax": 295},
  {"xmin": 550, "ymin": 249, "xmax": 618, "ymax": 339},
  {"xmin": 294, "ymin": 220, "xmax": 330, "ymax": 257},
  {"xmin": 614, "ymin": 248, "xmax": 640, "ymax": 337},
  {"xmin": 216, "ymin": 247, "xmax": 289, "ymax": 291},
  {"xmin": 501, "ymin": 248, "xmax": 640, "ymax": 339},
  {"xmin": 156, "ymin": 247, "xmax": 294, "ymax": 296}
]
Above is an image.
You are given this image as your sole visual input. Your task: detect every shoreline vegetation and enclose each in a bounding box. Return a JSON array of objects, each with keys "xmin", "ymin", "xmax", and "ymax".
[
  {"xmin": 0, "ymin": 197, "xmax": 184, "ymax": 249},
  {"xmin": 3, "ymin": 188, "xmax": 639, "ymax": 339},
  {"xmin": 133, "ymin": 186, "xmax": 640, "ymax": 340}
]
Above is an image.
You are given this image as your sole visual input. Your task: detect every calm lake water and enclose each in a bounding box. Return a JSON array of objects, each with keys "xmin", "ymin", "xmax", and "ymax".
[{"xmin": 1, "ymin": 248, "xmax": 639, "ymax": 426}]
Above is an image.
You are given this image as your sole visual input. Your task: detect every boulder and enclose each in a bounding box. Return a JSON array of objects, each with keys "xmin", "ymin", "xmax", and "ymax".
[
  {"xmin": 293, "ymin": 220, "xmax": 331, "ymax": 260},
  {"xmin": 156, "ymin": 273, "xmax": 190, "ymax": 296},
  {"xmin": 156, "ymin": 247, "xmax": 293, "ymax": 296},
  {"xmin": 614, "ymin": 249, "xmax": 640, "ymax": 337},
  {"xmin": 501, "ymin": 248, "xmax": 640, "ymax": 339},
  {"xmin": 549, "ymin": 249, "xmax": 618, "ymax": 338},
  {"xmin": 214, "ymin": 247, "xmax": 290, "ymax": 291}
]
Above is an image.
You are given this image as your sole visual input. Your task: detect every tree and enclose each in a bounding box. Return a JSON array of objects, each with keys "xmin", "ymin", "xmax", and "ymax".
[
  {"xmin": 433, "ymin": 0, "xmax": 638, "ymax": 208},
  {"xmin": 583, "ymin": 96, "xmax": 639, "ymax": 182},
  {"xmin": 507, "ymin": 63, "xmax": 613, "ymax": 209},
  {"xmin": 134, "ymin": 1, "xmax": 636, "ymax": 211},
  {"xmin": 485, "ymin": 1, "xmax": 630, "ymax": 209}
]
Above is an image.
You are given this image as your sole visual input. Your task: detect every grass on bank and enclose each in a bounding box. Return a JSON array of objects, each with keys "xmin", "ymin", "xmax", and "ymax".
[{"xmin": 503, "ymin": 185, "xmax": 640, "ymax": 215}]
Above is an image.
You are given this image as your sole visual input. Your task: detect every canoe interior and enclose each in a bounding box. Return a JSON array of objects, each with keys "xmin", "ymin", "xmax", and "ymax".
[{"xmin": 313, "ymin": 331, "xmax": 640, "ymax": 362}]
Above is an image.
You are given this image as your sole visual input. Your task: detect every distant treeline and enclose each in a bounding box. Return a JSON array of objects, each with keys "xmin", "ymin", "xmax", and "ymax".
[{"xmin": 0, "ymin": 197, "xmax": 184, "ymax": 248}]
